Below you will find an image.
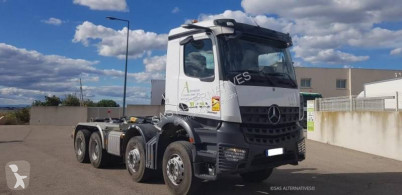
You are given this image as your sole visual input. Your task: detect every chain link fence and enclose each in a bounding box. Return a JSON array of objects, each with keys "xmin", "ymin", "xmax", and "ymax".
[{"xmin": 317, "ymin": 95, "xmax": 398, "ymax": 112}]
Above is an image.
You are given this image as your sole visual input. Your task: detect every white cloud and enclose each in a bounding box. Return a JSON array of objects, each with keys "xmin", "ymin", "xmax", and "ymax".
[
  {"xmin": 0, "ymin": 43, "xmax": 99, "ymax": 92},
  {"xmin": 144, "ymin": 55, "xmax": 166, "ymax": 72},
  {"xmin": 96, "ymin": 55, "xmax": 167, "ymax": 83},
  {"xmin": 194, "ymin": 1, "xmax": 402, "ymax": 65},
  {"xmin": 122, "ymin": 55, "xmax": 167, "ymax": 82},
  {"xmin": 73, "ymin": 0, "xmax": 128, "ymax": 11},
  {"xmin": 41, "ymin": 17, "xmax": 63, "ymax": 26},
  {"xmin": 172, "ymin": 7, "xmax": 180, "ymax": 14},
  {"xmin": 293, "ymin": 61, "xmax": 303, "ymax": 67},
  {"xmin": 0, "ymin": 88, "xmax": 49, "ymax": 105},
  {"xmin": 0, "ymin": 43, "xmax": 158, "ymax": 105},
  {"xmin": 241, "ymin": 0, "xmax": 402, "ymax": 24},
  {"xmin": 73, "ymin": 21, "xmax": 168, "ymax": 59},
  {"xmin": 343, "ymin": 65, "xmax": 354, "ymax": 69},
  {"xmin": 348, "ymin": 28, "xmax": 402, "ymax": 48},
  {"xmin": 299, "ymin": 48, "xmax": 369, "ymax": 64},
  {"xmin": 196, "ymin": 10, "xmax": 369, "ymax": 64},
  {"xmin": 390, "ymin": 48, "xmax": 402, "ymax": 56},
  {"xmin": 85, "ymin": 86, "xmax": 149, "ymax": 100},
  {"xmin": 198, "ymin": 10, "xmax": 293, "ymax": 33}
]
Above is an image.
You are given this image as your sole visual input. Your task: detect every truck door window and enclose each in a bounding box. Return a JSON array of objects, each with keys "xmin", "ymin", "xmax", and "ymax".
[{"xmin": 184, "ymin": 39, "xmax": 214, "ymax": 79}]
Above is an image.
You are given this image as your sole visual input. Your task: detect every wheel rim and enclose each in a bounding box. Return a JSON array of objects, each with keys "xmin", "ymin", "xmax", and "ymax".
[
  {"xmin": 91, "ymin": 139, "xmax": 99, "ymax": 161},
  {"xmin": 127, "ymin": 147, "xmax": 141, "ymax": 172},
  {"xmin": 166, "ymin": 154, "xmax": 184, "ymax": 186},
  {"xmin": 76, "ymin": 136, "xmax": 83, "ymax": 156}
]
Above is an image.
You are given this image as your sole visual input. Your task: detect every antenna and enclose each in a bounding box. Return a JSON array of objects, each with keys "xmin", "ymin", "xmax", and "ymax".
[
  {"xmin": 252, "ymin": 18, "xmax": 261, "ymax": 28},
  {"xmin": 79, "ymin": 78, "xmax": 84, "ymax": 106}
]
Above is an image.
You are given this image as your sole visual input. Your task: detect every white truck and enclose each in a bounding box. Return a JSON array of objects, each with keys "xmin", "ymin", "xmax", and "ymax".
[{"xmin": 73, "ymin": 19, "xmax": 305, "ymax": 195}]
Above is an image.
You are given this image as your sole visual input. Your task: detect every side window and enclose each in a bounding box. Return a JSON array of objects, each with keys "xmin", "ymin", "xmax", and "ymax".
[
  {"xmin": 300, "ymin": 78, "xmax": 311, "ymax": 88},
  {"xmin": 336, "ymin": 79, "xmax": 347, "ymax": 89},
  {"xmin": 184, "ymin": 39, "xmax": 214, "ymax": 78}
]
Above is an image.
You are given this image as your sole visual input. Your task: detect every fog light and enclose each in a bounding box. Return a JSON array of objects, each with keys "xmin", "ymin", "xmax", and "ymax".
[{"xmin": 223, "ymin": 147, "xmax": 246, "ymax": 162}]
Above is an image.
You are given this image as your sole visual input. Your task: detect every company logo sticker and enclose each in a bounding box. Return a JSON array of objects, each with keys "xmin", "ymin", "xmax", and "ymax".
[
  {"xmin": 5, "ymin": 161, "xmax": 30, "ymax": 190},
  {"xmin": 212, "ymin": 96, "xmax": 220, "ymax": 111}
]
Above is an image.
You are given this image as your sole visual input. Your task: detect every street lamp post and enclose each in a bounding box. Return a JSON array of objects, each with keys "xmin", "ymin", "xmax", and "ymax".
[{"xmin": 106, "ymin": 16, "xmax": 130, "ymax": 118}]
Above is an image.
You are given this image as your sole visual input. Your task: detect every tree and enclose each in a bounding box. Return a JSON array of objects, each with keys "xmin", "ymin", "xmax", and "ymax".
[
  {"xmin": 83, "ymin": 99, "xmax": 96, "ymax": 107},
  {"xmin": 32, "ymin": 100, "xmax": 45, "ymax": 106},
  {"xmin": 96, "ymin": 99, "xmax": 119, "ymax": 107},
  {"xmin": 32, "ymin": 95, "xmax": 61, "ymax": 106},
  {"xmin": 44, "ymin": 95, "xmax": 61, "ymax": 106},
  {"xmin": 14, "ymin": 108, "xmax": 30, "ymax": 123},
  {"xmin": 62, "ymin": 94, "xmax": 80, "ymax": 106}
]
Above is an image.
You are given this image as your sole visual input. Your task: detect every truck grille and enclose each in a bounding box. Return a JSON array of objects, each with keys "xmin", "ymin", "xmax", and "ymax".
[
  {"xmin": 240, "ymin": 106, "xmax": 300, "ymax": 145},
  {"xmin": 240, "ymin": 106, "xmax": 299, "ymax": 125},
  {"xmin": 241, "ymin": 124, "xmax": 299, "ymax": 145}
]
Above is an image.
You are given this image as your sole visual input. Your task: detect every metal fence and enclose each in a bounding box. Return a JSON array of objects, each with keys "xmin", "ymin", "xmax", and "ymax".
[{"xmin": 317, "ymin": 95, "xmax": 398, "ymax": 112}]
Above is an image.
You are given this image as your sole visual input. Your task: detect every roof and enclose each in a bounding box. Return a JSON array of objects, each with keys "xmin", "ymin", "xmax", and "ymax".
[
  {"xmin": 300, "ymin": 92, "xmax": 323, "ymax": 98},
  {"xmin": 169, "ymin": 20, "xmax": 216, "ymax": 37},
  {"xmin": 168, "ymin": 19, "xmax": 292, "ymax": 45}
]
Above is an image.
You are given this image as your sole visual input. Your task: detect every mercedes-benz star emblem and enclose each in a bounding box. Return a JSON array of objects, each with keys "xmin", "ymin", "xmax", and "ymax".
[{"xmin": 268, "ymin": 105, "xmax": 281, "ymax": 124}]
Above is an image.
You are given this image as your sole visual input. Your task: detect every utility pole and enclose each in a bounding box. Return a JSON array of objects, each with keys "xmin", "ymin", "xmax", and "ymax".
[
  {"xmin": 106, "ymin": 16, "xmax": 130, "ymax": 118},
  {"xmin": 79, "ymin": 78, "xmax": 84, "ymax": 106}
]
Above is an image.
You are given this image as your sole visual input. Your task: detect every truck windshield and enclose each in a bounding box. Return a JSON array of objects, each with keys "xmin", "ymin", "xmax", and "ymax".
[{"xmin": 219, "ymin": 35, "xmax": 297, "ymax": 88}]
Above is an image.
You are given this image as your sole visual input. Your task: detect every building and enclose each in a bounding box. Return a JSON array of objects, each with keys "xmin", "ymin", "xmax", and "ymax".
[{"xmin": 295, "ymin": 67, "xmax": 402, "ymax": 97}]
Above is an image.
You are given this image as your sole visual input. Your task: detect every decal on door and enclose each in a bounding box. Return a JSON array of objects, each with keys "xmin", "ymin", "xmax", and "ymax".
[{"xmin": 212, "ymin": 96, "xmax": 220, "ymax": 111}]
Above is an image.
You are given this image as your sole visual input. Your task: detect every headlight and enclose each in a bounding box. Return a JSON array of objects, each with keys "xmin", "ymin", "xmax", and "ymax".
[{"xmin": 223, "ymin": 147, "xmax": 247, "ymax": 162}]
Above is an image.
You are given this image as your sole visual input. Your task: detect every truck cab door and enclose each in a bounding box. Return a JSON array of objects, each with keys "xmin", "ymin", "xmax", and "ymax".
[{"xmin": 176, "ymin": 33, "xmax": 221, "ymax": 121}]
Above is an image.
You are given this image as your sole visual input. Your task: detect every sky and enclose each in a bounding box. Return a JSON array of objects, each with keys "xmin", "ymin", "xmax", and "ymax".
[{"xmin": 0, "ymin": 0, "xmax": 402, "ymax": 106}]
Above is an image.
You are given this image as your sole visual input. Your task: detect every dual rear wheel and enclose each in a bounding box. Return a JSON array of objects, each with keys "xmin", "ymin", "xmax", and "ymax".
[
  {"xmin": 74, "ymin": 130, "xmax": 110, "ymax": 168},
  {"xmin": 124, "ymin": 137, "xmax": 200, "ymax": 195}
]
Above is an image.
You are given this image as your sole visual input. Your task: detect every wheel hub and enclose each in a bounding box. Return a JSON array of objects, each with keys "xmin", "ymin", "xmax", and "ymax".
[
  {"xmin": 76, "ymin": 137, "xmax": 83, "ymax": 156},
  {"xmin": 92, "ymin": 140, "xmax": 99, "ymax": 160},
  {"xmin": 166, "ymin": 154, "xmax": 184, "ymax": 185},
  {"xmin": 127, "ymin": 148, "xmax": 141, "ymax": 172}
]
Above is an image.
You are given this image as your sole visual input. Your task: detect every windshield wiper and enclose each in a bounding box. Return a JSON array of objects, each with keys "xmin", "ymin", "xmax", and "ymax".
[{"xmin": 266, "ymin": 72, "xmax": 297, "ymax": 87}]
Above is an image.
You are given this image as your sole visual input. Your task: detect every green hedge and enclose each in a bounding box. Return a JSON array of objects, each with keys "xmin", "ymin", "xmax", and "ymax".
[{"xmin": 0, "ymin": 108, "xmax": 30, "ymax": 125}]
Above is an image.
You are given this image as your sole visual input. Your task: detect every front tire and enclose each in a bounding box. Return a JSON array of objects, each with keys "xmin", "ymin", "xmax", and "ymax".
[
  {"xmin": 162, "ymin": 141, "xmax": 200, "ymax": 195},
  {"xmin": 88, "ymin": 132, "xmax": 110, "ymax": 168},
  {"xmin": 74, "ymin": 129, "xmax": 90, "ymax": 163},
  {"xmin": 240, "ymin": 168, "xmax": 273, "ymax": 183},
  {"xmin": 125, "ymin": 136, "xmax": 153, "ymax": 182}
]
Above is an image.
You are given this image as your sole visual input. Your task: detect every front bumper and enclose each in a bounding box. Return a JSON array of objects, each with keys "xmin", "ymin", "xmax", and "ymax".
[{"xmin": 216, "ymin": 122, "xmax": 305, "ymax": 174}]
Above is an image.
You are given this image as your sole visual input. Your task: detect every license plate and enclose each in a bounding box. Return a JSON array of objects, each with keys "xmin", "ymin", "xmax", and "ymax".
[{"xmin": 266, "ymin": 148, "xmax": 284, "ymax": 157}]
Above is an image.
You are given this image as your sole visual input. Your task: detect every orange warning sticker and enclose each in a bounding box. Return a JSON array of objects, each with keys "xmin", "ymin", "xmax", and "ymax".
[{"xmin": 212, "ymin": 96, "xmax": 220, "ymax": 111}]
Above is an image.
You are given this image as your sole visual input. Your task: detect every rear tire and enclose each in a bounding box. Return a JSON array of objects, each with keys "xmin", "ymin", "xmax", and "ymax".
[
  {"xmin": 74, "ymin": 129, "xmax": 90, "ymax": 163},
  {"xmin": 162, "ymin": 141, "xmax": 201, "ymax": 195},
  {"xmin": 89, "ymin": 132, "xmax": 110, "ymax": 168},
  {"xmin": 125, "ymin": 136, "xmax": 153, "ymax": 182},
  {"xmin": 240, "ymin": 168, "xmax": 273, "ymax": 183}
]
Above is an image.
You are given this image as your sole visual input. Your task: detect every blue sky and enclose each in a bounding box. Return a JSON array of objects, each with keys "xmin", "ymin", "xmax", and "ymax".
[{"xmin": 0, "ymin": 0, "xmax": 402, "ymax": 106}]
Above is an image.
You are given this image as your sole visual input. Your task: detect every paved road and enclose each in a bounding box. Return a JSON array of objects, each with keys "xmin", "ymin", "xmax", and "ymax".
[{"xmin": 1, "ymin": 125, "xmax": 402, "ymax": 195}]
